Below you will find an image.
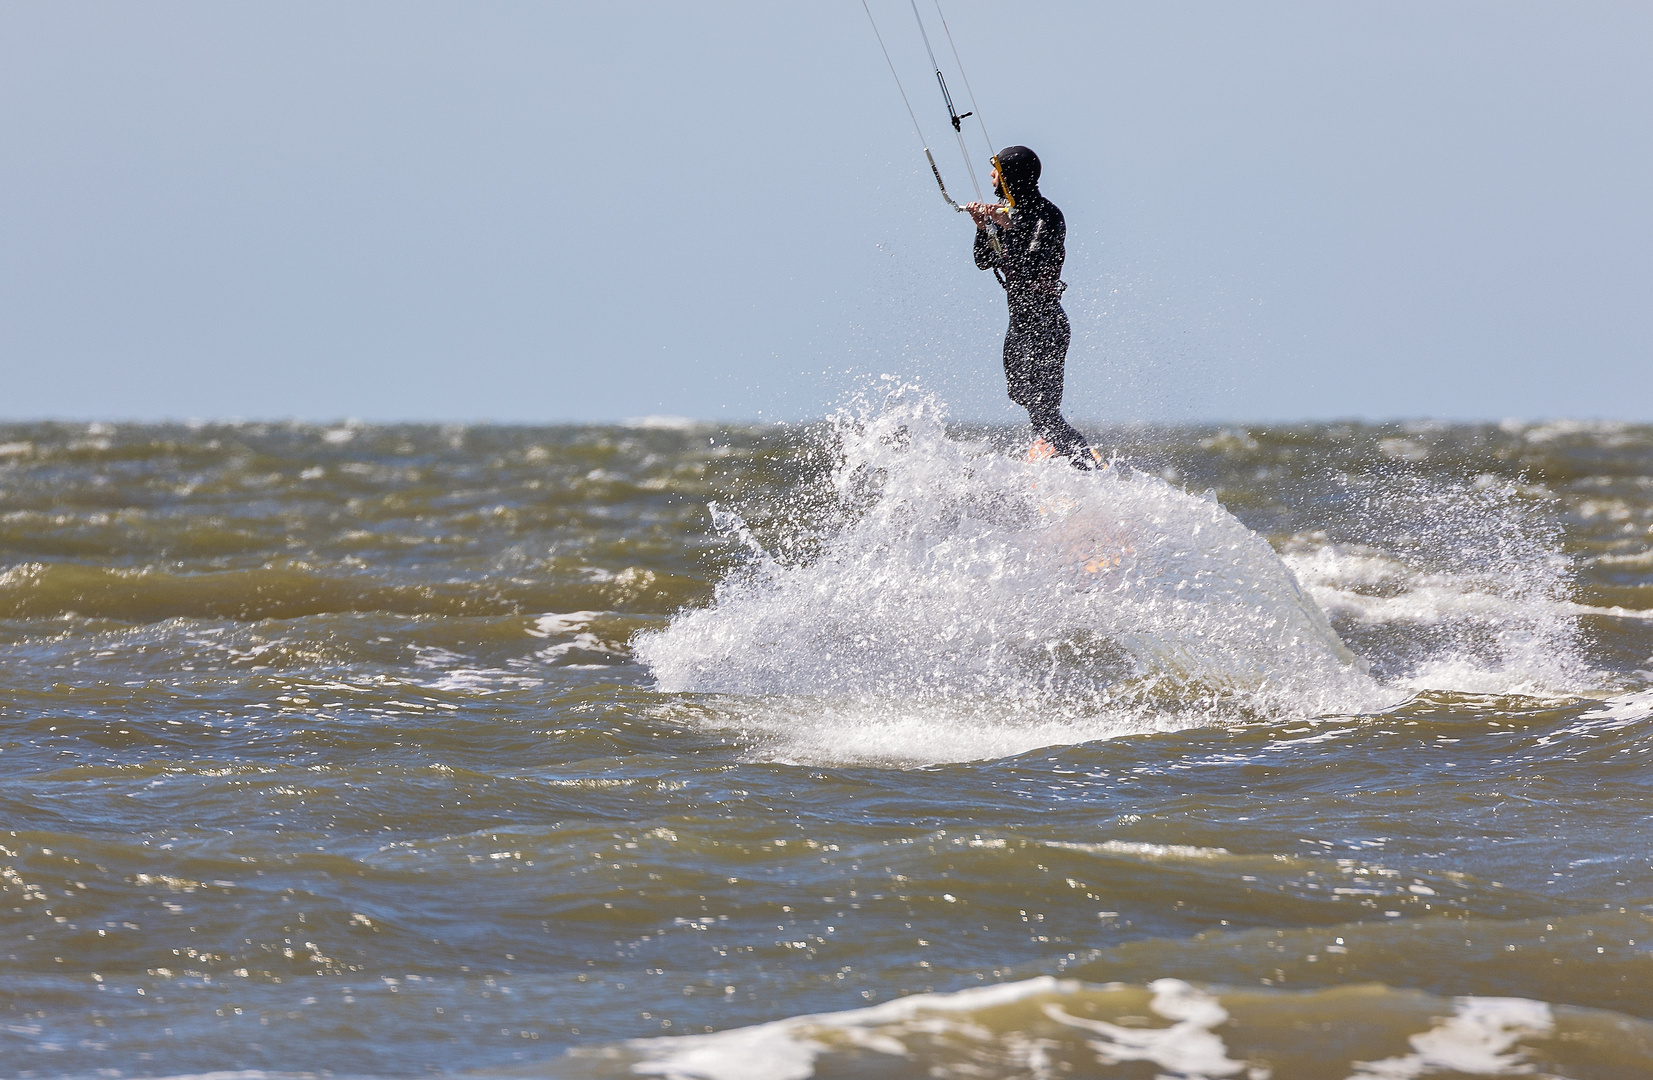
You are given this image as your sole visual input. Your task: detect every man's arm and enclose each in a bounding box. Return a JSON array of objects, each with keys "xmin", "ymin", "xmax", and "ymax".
[
  {"xmin": 964, "ymin": 202, "xmax": 1009, "ymax": 271},
  {"xmin": 973, "ymin": 225, "xmax": 1000, "ymax": 270}
]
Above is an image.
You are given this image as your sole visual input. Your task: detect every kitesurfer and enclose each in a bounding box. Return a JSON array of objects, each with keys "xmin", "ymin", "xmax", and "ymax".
[{"xmin": 965, "ymin": 146, "xmax": 1093, "ymax": 466}]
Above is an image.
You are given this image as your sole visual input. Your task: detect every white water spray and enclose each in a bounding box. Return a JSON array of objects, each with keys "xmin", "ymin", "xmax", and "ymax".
[
  {"xmin": 636, "ymin": 390, "xmax": 1396, "ymax": 763},
  {"xmin": 1280, "ymin": 466, "xmax": 1593, "ymax": 697}
]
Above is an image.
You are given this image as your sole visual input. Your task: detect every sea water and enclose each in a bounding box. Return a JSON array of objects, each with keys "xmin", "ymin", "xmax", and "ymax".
[{"xmin": 1, "ymin": 399, "xmax": 1651, "ymax": 1078}]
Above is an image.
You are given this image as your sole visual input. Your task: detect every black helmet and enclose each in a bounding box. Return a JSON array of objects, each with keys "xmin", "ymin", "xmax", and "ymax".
[{"xmin": 994, "ymin": 145, "xmax": 1041, "ymax": 201}]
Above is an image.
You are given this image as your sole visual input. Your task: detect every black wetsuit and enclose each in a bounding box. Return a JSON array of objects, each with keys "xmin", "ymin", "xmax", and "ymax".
[{"xmin": 973, "ymin": 146, "xmax": 1090, "ymax": 460}]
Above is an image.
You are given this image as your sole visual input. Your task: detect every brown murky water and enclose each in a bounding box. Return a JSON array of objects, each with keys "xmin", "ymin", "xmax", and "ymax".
[{"xmin": 2, "ymin": 406, "xmax": 1651, "ymax": 1078}]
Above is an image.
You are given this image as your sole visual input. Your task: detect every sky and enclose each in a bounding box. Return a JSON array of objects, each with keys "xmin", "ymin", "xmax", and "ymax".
[{"xmin": 2, "ymin": 1, "xmax": 1650, "ymax": 425}]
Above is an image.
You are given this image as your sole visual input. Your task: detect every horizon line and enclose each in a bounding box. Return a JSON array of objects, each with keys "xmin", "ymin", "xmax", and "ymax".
[{"xmin": 1, "ymin": 413, "xmax": 1649, "ymax": 429}]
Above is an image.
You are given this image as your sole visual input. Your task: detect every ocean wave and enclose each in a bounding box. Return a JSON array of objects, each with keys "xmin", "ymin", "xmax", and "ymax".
[
  {"xmin": 561, "ymin": 973, "xmax": 1650, "ymax": 1079},
  {"xmin": 0, "ymin": 561, "xmax": 692, "ymax": 622}
]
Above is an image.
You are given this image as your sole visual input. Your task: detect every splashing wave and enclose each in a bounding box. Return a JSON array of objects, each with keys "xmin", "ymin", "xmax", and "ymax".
[{"xmin": 636, "ymin": 391, "xmax": 1396, "ymax": 763}]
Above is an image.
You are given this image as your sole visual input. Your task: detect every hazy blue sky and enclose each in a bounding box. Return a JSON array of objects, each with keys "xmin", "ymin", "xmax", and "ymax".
[{"xmin": 3, "ymin": 2, "xmax": 1649, "ymax": 424}]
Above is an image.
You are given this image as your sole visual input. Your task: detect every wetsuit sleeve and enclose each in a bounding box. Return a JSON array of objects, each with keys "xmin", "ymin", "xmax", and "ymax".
[{"xmin": 973, "ymin": 225, "xmax": 1002, "ymax": 271}]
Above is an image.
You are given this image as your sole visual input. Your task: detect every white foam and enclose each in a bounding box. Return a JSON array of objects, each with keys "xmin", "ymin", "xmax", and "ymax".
[
  {"xmin": 1396, "ymin": 658, "xmax": 1565, "ymax": 698},
  {"xmin": 528, "ymin": 611, "xmax": 603, "ymax": 638},
  {"xmin": 536, "ymin": 632, "xmax": 624, "ymax": 665},
  {"xmin": 148, "ymin": 1074, "xmax": 316, "ymax": 1080},
  {"xmin": 576, "ymin": 978, "xmax": 1603, "ymax": 1080},
  {"xmin": 636, "ymin": 391, "xmax": 1392, "ymax": 765},
  {"xmin": 1045, "ymin": 978, "xmax": 1248, "ymax": 1077},
  {"xmin": 1282, "ymin": 529, "xmax": 1594, "ymax": 697},
  {"xmin": 1290, "ymin": 551, "xmax": 1651, "ymax": 629},
  {"xmin": 692, "ymin": 695, "xmax": 1216, "ymax": 767},
  {"xmin": 1347, "ymin": 996, "xmax": 1554, "ymax": 1079},
  {"xmin": 1594, "ymin": 548, "xmax": 1653, "ymax": 571},
  {"xmin": 1514, "ymin": 418, "xmax": 1630, "ymax": 444},
  {"xmin": 1577, "ymin": 688, "xmax": 1653, "ymax": 722},
  {"xmin": 624, "ymin": 415, "xmax": 703, "ymax": 431},
  {"xmin": 624, "ymin": 977, "xmax": 1074, "ymax": 1080},
  {"xmin": 1535, "ymin": 689, "xmax": 1653, "ymax": 744},
  {"xmin": 410, "ymin": 645, "xmax": 543, "ymax": 694},
  {"xmin": 618, "ymin": 977, "xmax": 1251, "ymax": 1080},
  {"xmin": 1044, "ymin": 840, "xmax": 1233, "ymax": 860}
]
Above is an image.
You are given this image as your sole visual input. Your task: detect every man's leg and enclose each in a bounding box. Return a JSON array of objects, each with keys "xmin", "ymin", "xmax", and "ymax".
[
  {"xmin": 1024, "ymin": 306, "xmax": 1092, "ymax": 464},
  {"xmin": 1003, "ymin": 318, "xmax": 1037, "ymax": 413}
]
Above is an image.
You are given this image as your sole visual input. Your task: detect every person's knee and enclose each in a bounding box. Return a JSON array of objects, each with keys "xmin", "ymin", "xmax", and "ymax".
[
  {"xmin": 1026, "ymin": 367, "xmax": 1065, "ymax": 406},
  {"xmin": 1005, "ymin": 372, "xmax": 1037, "ymax": 408}
]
